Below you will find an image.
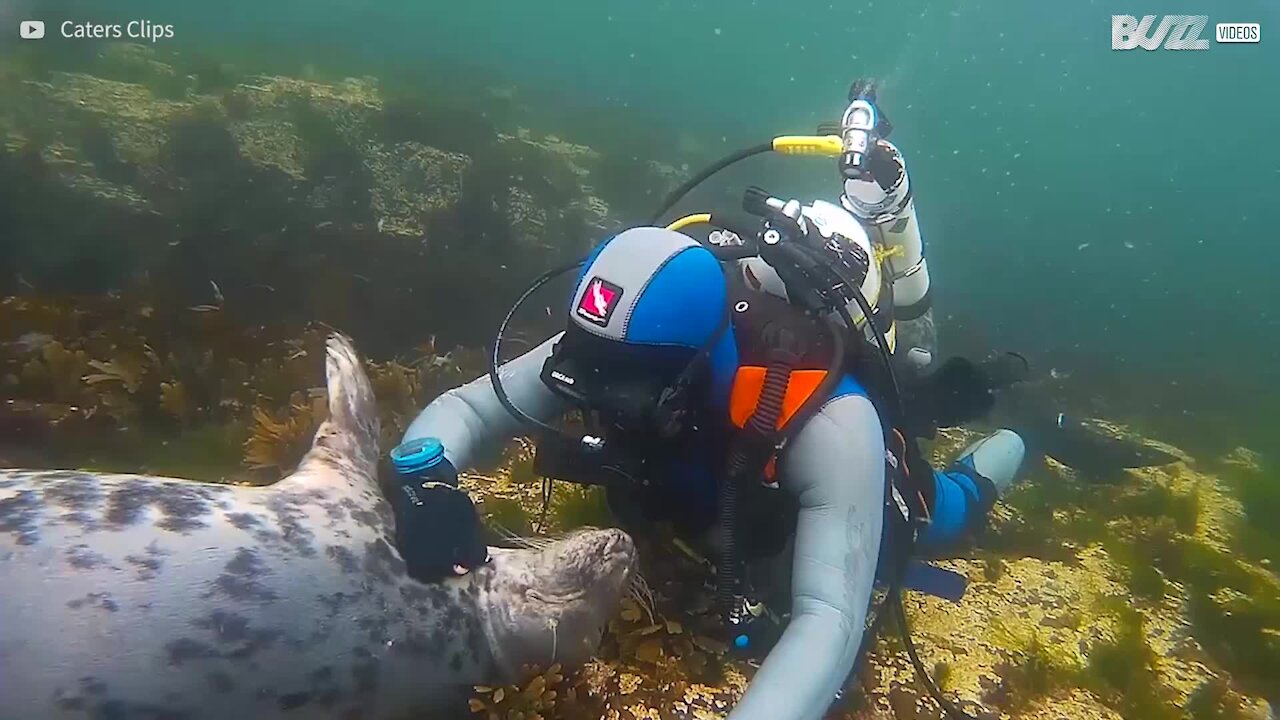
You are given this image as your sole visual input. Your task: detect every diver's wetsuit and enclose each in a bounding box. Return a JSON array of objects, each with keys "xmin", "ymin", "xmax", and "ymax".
[{"xmin": 403, "ymin": 227, "xmax": 1024, "ymax": 720}]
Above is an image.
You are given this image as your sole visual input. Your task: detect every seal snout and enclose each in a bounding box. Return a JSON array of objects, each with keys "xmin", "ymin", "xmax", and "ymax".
[
  {"xmin": 528, "ymin": 527, "xmax": 637, "ymax": 599},
  {"xmin": 600, "ymin": 527, "xmax": 635, "ymax": 563},
  {"xmin": 603, "ymin": 528, "xmax": 637, "ymax": 580}
]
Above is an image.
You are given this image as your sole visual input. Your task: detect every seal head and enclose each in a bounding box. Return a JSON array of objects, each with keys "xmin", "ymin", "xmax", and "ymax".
[{"xmin": 476, "ymin": 527, "xmax": 636, "ymax": 679}]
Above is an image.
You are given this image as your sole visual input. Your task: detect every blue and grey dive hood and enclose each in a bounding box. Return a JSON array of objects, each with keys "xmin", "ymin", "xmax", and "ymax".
[{"xmin": 538, "ymin": 227, "xmax": 736, "ymax": 437}]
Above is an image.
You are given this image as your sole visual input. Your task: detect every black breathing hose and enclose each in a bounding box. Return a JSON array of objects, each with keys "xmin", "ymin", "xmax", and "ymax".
[
  {"xmin": 648, "ymin": 143, "xmax": 775, "ymax": 226},
  {"xmin": 715, "ymin": 310, "xmax": 846, "ymax": 621},
  {"xmin": 790, "ymin": 242, "xmax": 905, "ymax": 425},
  {"xmin": 715, "ymin": 345, "xmax": 793, "ymax": 617},
  {"xmin": 488, "ymin": 258, "xmax": 584, "ymax": 437},
  {"xmin": 716, "ymin": 450, "xmax": 746, "ymax": 616},
  {"xmin": 893, "ymin": 592, "xmax": 977, "ymax": 720}
]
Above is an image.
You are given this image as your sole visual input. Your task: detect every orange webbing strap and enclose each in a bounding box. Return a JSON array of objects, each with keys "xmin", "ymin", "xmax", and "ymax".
[
  {"xmin": 730, "ymin": 367, "xmax": 830, "ymax": 482},
  {"xmin": 729, "ymin": 368, "xmax": 829, "ymax": 431}
]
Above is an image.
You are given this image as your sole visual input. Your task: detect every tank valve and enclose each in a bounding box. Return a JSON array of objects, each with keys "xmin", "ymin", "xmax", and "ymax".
[
  {"xmin": 840, "ymin": 100, "xmax": 879, "ymax": 181},
  {"xmin": 837, "ymin": 79, "xmax": 892, "ymax": 182}
]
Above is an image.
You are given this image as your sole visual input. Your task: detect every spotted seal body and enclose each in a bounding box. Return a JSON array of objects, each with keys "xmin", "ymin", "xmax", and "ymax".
[{"xmin": 0, "ymin": 334, "xmax": 635, "ymax": 720}]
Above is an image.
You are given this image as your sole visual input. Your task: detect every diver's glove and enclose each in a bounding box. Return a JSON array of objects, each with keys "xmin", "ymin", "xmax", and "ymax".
[
  {"xmin": 387, "ymin": 454, "xmax": 490, "ymax": 582},
  {"xmin": 903, "ymin": 352, "xmax": 1033, "ymax": 434}
]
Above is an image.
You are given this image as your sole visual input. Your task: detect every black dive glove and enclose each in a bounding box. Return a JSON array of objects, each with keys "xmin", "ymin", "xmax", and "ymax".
[
  {"xmin": 388, "ymin": 456, "xmax": 490, "ymax": 582},
  {"xmin": 904, "ymin": 353, "xmax": 1030, "ymax": 434}
]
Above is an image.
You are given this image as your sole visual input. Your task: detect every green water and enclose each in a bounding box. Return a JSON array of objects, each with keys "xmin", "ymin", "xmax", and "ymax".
[
  {"xmin": 8, "ymin": 0, "xmax": 1277, "ymax": 455},
  {"xmin": 2, "ymin": 0, "xmax": 1280, "ymax": 715}
]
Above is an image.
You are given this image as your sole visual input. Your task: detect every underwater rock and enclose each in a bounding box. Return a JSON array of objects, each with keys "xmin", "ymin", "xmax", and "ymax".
[
  {"xmin": 1223, "ymin": 446, "xmax": 1264, "ymax": 473},
  {"xmin": 0, "ymin": 49, "xmax": 690, "ymax": 354},
  {"xmin": 0, "ymin": 54, "xmax": 650, "ymax": 267},
  {"xmin": 92, "ymin": 43, "xmax": 190, "ymax": 97}
]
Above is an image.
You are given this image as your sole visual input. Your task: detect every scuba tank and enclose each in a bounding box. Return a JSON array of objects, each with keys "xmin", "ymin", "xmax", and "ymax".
[{"xmin": 834, "ymin": 82, "xmax": 936, "ymax": 377}]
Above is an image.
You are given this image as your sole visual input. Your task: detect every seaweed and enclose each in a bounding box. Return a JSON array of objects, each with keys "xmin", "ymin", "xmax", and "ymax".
[
  {"xmin": 1186, "ymin": 677, "xmax": 1247, "ymax": 720},
  {"xmin": 241, "ymin": 398, "xmax": 324, "ymax": 475},
  {"xmin": 982, "ymin": 556, "xmax": 1006, "ymax": 583},
  {"xmin": 549, "ymin": 485, "xmax": 615, "ymax": 533},
  {"xmin": 480, "ymin": 496, "xmax": 533, "ymax": 538},
  {"xmin": 1219, "ymin": 456, "xmax": 1280, "ymax": 568},
  {"xmin": 933, "ymin": 660, "xmax": 953, "ymax": 692},
  {"xmin": 376, "ymin": 96, "xmax": 497, "ymax": 158},
  {"xmin": 470, "ymin": 663, "xmax": 570, "ymax": 720},
  {"xmin": 987, "ymin": 620, "xmax": 1083, "ymax": 711},
  {"xmin": 1083, "ymin": 606, "xmax": 1179, "ymax": 720},
  {"xmin": 291, "ymin": 93, "xmax": 373, "ymax": 219},
  {"xmin": 1115, "ymin": 481, "xmax": 1200, "ymax": 534},
  {"xmin": 1102, "ymin": 524, "xmax": 1171, "ymax": 603}
]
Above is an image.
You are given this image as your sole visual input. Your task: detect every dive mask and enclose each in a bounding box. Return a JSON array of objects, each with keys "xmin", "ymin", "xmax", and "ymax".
[{"xmin": 540, "ymin": 324, "xmax": 706, "ymax": 438}]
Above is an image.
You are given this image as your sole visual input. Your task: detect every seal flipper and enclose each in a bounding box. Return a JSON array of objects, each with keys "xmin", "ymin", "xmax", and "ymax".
[{"xmin": 290, "ymin": 333, "xmax": 381, "ymax": 482}]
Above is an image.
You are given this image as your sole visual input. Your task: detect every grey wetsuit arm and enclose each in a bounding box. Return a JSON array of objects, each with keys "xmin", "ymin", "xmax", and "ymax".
[
  {"xmin": 401, "ymin": 334, "xmax": 568, "ymax": 471},
  {"xmin": 728, "ymin": 394, "xmax": 886, "ymax": 720}
]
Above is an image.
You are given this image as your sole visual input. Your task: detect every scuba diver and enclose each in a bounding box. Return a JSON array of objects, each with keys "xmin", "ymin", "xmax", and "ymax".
[{"xmin": 386, "ymin": 83, "xmax": 1033, "ymax": 720}]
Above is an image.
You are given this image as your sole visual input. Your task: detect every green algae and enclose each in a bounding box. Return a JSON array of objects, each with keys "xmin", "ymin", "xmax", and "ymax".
[
  {"xmin": 551, "ymin": 484, "xmax": 616, "ymax": 532},
  {"xmin": 982, "ymin": 555, "xmax": 1006, "ymax": 582},
  {"xmin": 932, "ymin": 660, "xmax": 953, "ymax": 692},
  {"xmin": 481, "ymin": 495, "xmax": 534, "ymax": 537},
  {"xmin": 989, "ymin": 620, "xmax": 1084, "ymax": 710},
  {"xmin": 1116, "ymin": 480, "xmax": 1201, "ymax": 534},
  {"xmin": 1186, "ymin": 677, "xmax": 1247, "ymax": 720},
  {"xmin": 1083, "ymin": 605, "xmax": 1179, "ymax": 720},
  {"xmin": 1220, "ymin": 457, "xmax": 1280, "ymax": 568},
  {"xmin": 35, "ymin": 422, "xmax": 248, "ymax": 483}
]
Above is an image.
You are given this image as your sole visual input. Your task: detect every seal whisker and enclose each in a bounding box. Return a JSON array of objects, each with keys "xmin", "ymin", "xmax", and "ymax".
[
  {"xmin": 627, "ymin": 573, "xmax": 657, "ymax": 625},
  {"xmin": 548, "ymin": 616, "xmax": 558, "ymax": 663},
  {"xmin": 495, "ymin": 527, "xmax": 558, "ymax": 551}
]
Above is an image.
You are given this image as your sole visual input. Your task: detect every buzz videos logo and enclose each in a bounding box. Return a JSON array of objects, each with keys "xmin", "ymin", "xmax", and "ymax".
[
  {"xmin": 1112, "ymin": 15, "xmax": 1261, "ymax": 50},
  {"xmin": 19, "ymin": 20, "xmax": 45, "ymax": 39}
]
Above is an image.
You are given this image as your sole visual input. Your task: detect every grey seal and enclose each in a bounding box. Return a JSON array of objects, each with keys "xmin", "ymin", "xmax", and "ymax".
[{"xmin": 0, "ymin": 333, "xmax": 635, "ymax": 719}]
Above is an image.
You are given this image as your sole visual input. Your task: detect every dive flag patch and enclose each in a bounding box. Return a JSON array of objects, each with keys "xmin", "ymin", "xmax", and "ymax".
[{"xmin": 576, "ymin": 277, "xmax": 623, "ymax": 327}]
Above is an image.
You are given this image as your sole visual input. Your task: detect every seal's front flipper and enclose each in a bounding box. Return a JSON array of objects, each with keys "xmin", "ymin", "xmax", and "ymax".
[
  {"xmin": 289, "ymin": 333, "xmax": 381, "ymax": 483},
  {"xmin": 321, "ymin": 333, "xmax": 380, "ymax": 457}
]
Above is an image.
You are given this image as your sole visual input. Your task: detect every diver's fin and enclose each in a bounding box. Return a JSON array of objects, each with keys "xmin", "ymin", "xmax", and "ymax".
[
  {"xmin": 292, "ymin": 333, "xmax": 382, "ymax": 480},
  {"xmin": 902, "ymin": 560, "xmax": 968, "ymax": 603}
]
